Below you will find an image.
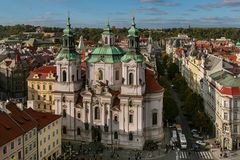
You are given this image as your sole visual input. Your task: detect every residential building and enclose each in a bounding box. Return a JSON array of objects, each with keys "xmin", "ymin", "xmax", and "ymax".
[
  {"xmin": 25, "ymin": 108, "xmax": 62, "ymax": 160},
  {"xmin": 27, "ymin": 66, "xmax": 56, "ymax": 113},
  {"xmin": 0, "ymin": 101, "xmax": 62, "ymax": 160},
  {"xmin": 0, "ymin": 109, "xmax": 24, "ymax": 160}
]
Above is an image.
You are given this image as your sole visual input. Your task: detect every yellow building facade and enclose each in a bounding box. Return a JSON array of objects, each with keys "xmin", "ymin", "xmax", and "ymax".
[{"xmin": 27, "ymin": 66, "xmax": 56, "ymax": 113}]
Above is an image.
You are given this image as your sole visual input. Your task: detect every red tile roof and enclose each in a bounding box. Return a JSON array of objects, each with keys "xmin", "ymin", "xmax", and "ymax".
[
  {"xmin": 28, "ymin": 66, "xmax": 56, "ymax": 80},
  {"xmin": 0, "ymin": 111, "xmax": 24, "ymax": 146},
  {"xmin": 6, "ymin": 102, "xmax": 37, "ymax": 133},
  {"xmin": 25, "ymin": 108, "xmax": 61, "ymax": 129},
  {"xmin": 220, "ymin": 87, "xmax": 240, "ymax": 96},
  {"xmin": 145, "ymin": 69, "xmax": 164, "ymax": 93},
  {"xmin": 0, "ymin": 102, "xmax": 61, "ymax": 146}
]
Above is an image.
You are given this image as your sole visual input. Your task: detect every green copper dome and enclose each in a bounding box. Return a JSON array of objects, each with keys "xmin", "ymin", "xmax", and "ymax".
[
  {"xmin": 56, "ymin": 17, "xmax": 79, "ymax": 61},
  {"xmin": 86, "ymin": 46, "xmax": 125, "ymax": 63},
  {"xmin": 128, "ymin": 17, "xmax": 139, "ymax": 37},
  {"xmin": 121, "ymin": 51, "xmax": 144, "ymax": 62}
]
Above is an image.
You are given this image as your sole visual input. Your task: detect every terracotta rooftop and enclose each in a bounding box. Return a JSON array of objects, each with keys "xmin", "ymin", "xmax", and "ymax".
[
  {"xmin": 0, "ymin": 102, "xmax": 61, "ymax": 146},
  {"xmin": 6, "ymin": 102, "xmax": 37, "ymax": 133},
  {"xmin": 25, "ymin": 108, "xmax": 61, "ymax": 129},
  {"xmin": 0, "ymin": 111, "xmax": 24, "ymax": 146},
  {"xmin": 145, "ymin": 69, "xmax": 164, "ymax": 93},
  {"xmin": 27, "ymin": 66, "xmax": 56, "ymax": 80}
]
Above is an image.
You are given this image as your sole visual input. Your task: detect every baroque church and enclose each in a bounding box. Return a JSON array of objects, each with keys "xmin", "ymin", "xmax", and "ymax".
[{"xmin": 53, "ymin": 17, "xmax": 164, "ymax": 149}]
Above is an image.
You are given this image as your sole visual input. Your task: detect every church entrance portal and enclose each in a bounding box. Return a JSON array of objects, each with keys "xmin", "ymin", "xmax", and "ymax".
[{"xmin": 92, "ymin": 126, "xmax": 102, "ymax": 142}]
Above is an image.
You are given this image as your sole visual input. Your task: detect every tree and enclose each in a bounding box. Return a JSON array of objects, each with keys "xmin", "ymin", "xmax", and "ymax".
[
  {"xmin": 167, "ymin": 63, "xmax": 179, "ymax": 80},
  {"xmin": 163, "ymin": 96, "xmax": 179, "ymax": 123}
]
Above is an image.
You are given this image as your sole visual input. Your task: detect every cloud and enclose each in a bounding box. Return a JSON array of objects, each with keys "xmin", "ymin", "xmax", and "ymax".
[
  {"xmin": 137, "ymin": 7, "xmax": 168, "ymax": 15},
  {"xmin": 198, "ymin": 0, "xmax": 240, "ymax": 10},
  {"xmin": 139, "ymin": 0, "xmax": 180, "ymax": 7}
]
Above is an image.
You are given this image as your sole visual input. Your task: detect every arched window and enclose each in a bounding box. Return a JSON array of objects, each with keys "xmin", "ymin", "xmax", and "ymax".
[
  {"xmin": 64, "ymin": 39, "xmax": 67, "ymax": 46},
  {"xmin": 129, "ymin": 73, "xmax": 134, "ymax": 85},
  {"xmin": 43, "ymin": 84, "xmax": 45, "ymax": 90},
  {"xmin": 105, "ymin": 37, "xmax": 108, "ymax": 45},
  {"xmin": 129, "ymin": 132, "xmax": 133, "ymax": 141},
  {"xmin": 62, "ymin": 70, "xmax": 67, "ymax": 82},
  {"xmin": 71, "ymin": 75, "xmax": 74, "ymax": 82},
  {"xmin": 94, "ymin": 107, "xmax": 100, "ymax": 120},
  {"xmin": 63, "ymin": 109, "xmax": 66, "ymax": 118},
  {"xmin": 77, "ymin": 112, "xmax": 81, "ymax": 119},
  {"xmin": 152, "ymin": 112, "xmax": 158, "ymax": 125},
  {"xmin": 114, "ymin": 131, "xmax": 118, "ymax": 139},
  {"xmin": 131, "ymin": 39, "xmax": 134, "ymax": 47},
  {"xmin": 63, "ymin": 126, "xmax": 67, "ymax": 134},
  {"xmin": 114, "ymin": 115, "xmax": 118, "ymax": 122},
  {"xmin": 49, "ymin": 85, "xmax": 52, "ymax": 90},
  {"xmin": 98, "ymin": 70, "xmax": 103, "ymax": 80},
  {"xmin": 77, "ymin": 128, "xmax": 81, "ymax": 135}
]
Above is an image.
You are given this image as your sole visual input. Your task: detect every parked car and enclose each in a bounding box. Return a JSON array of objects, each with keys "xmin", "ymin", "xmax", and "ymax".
[
  {"xmin": 191, "ymin": 143, "xmax": 200, "ymax": 151},
  {"xmin": 191, "ymin": 129, "xmax": 198, "ymax": 134},
  {"xmin": 193, "ymin": 133, "xmax": 203, "ymax": 140},
  {"xmin": 196, "ymin": 140, "xmax": 206, "ymax": 146}
]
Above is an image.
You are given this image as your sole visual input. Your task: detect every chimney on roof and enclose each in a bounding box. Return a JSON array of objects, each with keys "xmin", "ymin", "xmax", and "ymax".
[
  {"xmin": 16, "ymin": 103, "xmax": 24, "ymax": 111},
  {"xmin": 0, "ymin": 101, "xmax": 11, "ymax": 114}
]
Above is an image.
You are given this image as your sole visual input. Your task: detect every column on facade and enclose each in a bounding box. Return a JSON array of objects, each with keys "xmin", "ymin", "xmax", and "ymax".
[
  {"xmin": 88, "ymin": 102, "xmax": 92, "ymax": 127},
  {"xmin": 125, "ymin": 104, "xmax": 129, "ymax": 132},
  {"xmin": 107, "ymin": 104, "xmax": 110, "ymax": 126},
  {"xmin": 119, "ymin": 104, "xmax": 125, "ymax": 132},
  {"xmin": 138, "ymin": 105, "xmax": 143, "ymax": 134},
  {"xmin": 102, "ymin": 103, "xmax": 106, "ymax": 125},
  {"xmin": 83, "ymin": 101, "xmax": 86, "ymax": 122}
]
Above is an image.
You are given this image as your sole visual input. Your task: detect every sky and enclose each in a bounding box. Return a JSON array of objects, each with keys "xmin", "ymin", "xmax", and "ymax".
[{"xmin": 1, "ymin": 0, "xmax": 240, "ymax": 28}]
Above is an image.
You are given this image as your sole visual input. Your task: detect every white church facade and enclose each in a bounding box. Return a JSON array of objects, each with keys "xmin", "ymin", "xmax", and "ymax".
[{"xmin": 53, "ymin": 17, "xmax": 164, "ymax": 149}]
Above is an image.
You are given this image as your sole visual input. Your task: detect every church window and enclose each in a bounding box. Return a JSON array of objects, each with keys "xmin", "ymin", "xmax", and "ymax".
[
  {"xmin": 105, "ymin": 37, "xmax": 108, "ymax": 45},
  {"xmin": 98, "ymin": 70, "xmax": 103, "ymax": 80},
  {"xmin": 62, "ymin": 71, "xmax": 67, "ymax": 82},
  {"xmin": 77, "ymin": 128, "xmax": 81, "ymax": 135},
  {"xmin": 94, "ymin": 107, "xmax": 100, "ymax": 120},
  {"xmin": 152, "ymin": 112, "xmax": 158, "ymax": 125},
  {"xmin": 129, "ymin": 73, "xmax": 134, "ymax": 85},
  {"xmin": 37, "ymin": 84, "xmax": 40, "ymax": 90},
  {"xmin": 43, "ymin": 84, "xmax": 45, "ymax": 90},
  {"xmin": 131, "ymin": 39, "xmax": 134, "ymax": 47},
  {"xmin": 31, "ymin": 84, "xmax": 34, "ymax": 89},
  {"xmin": 129, "ymin": 132, "xmax": 133, "ymax": 141},
  {"xmin": 77, "ymin": 112, "xmax": 81, "ymax": 119},
  {"xmin": 71, "ymin": 75, "xmax": 75, "ymax": 82},
  {"xmin": 49, "ymin": 96, "xmax": 52, "ymax": 101},
  {"xmin": 62, "ymin": 96, "xmax": 66, "ymax": 102},
  {"xmin": 115, "ymin": 70, "xmax": 119, "ymax": 80},
  {"xmin": 63, "ymin": 126, "xmax": 67, "ymax": 134},
  {"xmin": 32, "ymin": 94, "xmax": 34, "ymax": 100},
  {"xmin": 129, "ymin": 114, "xmax": 133, "ymax": 123},
  {"xmin": 114, "ymin": 132, "xmax": 118, "ymax": 139},
  {"xmin": 63, "ymin": 109, "xmax": 66, "ymax": 118},
  {"xmin": 38, "ymin": 95, "xmax": 40, "ymax": 100},
  {"xmin": 64, "ymin": 39, "xmax": 67, "ymax": 46},
  {"xmin": 110, "ymin": 38, "xmax": 112, "ymax": 45},
  {"xmin": 43, "ymin": 95, "xmax": 46, "ymax": 100},
  {"xmin": 114, "ymin": 115, "xmax": 118, "ymax": 122},
  {"xmin": 44, "ymin": 105, "xmax": 46, "ymax": 109},
  {"xmin": 49, "ymin": 85, "xmax": 52, "ymax": 90}
]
